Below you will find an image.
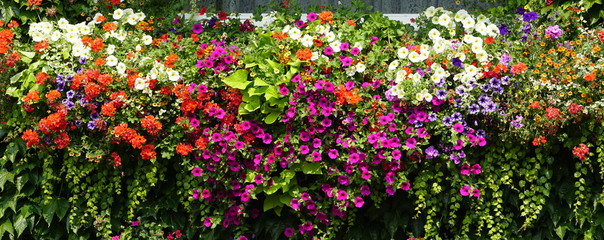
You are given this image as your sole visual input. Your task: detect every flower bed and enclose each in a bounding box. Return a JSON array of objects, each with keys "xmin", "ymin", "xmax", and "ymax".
[{"xmin": 1, "ymin": 2, "xmax": 604, "ymax": 239}]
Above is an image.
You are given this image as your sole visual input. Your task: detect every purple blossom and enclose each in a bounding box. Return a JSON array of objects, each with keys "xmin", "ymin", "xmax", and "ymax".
[
  {"xmin": 192, "ymin": 23, "xmax": 204, "ymax": 34},
  {"xmin": 328, "ymin": 149, "xmax": 339, "ymax": 159},
  {"xmin": 425, "ymin": 146, "xmax": 439, "ymax": 159},
  {"xmin": 545, "ymin": 25, "xmax": 563, "ymax": 39},
  {"xmin": 323, "ymin": 46, "xmax": 334, "ymax": 55},
  {"xmin": 401, "ymin": 182, "xmax": 411, "ymax": 191},
  {"xmin": 523, "ymin": 12, "xmax": 538, "ymax": 21},
  {"xmin": 499, "ymin": 24, "xmax": 510, "ymax": 35},
  {"xmin": 350, "ymin": 47, "xmax": 361, "ymax": 55},
  {"xmin": 192, "ymin": 167, "xmax": 203, "ymax": 177},
  {"xmin": 452, "ymin": 57, "xmax": 464, "ymax": 69}
]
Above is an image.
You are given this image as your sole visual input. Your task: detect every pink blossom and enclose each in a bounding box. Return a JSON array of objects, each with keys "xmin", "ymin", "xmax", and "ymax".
[{"xmin": 460, "ymin": 186, "xmax": 471, "ymax": 196}]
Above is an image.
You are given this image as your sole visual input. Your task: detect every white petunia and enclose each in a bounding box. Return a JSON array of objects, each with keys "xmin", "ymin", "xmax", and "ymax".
[
  {"xmin": 355, "ymin": 63, "xmax": 366, "ymax": 73},
  {"xmin": 324, "ymin": 31, "xmax": 336, "ymax": 42},
  {"xmin": 116, "ymin": 62, "xmax": 127, "ymax": 75},
  {"xmin": 288, "ymin": 28, "xmax": 301, "ymax": 40},
  {"xmin": 300, "ymin": 35, "xmax": 313, "ymax": 47},
  {"xmin": 462, "ymin": 16, "xmax": 475, "ymax": 30},
  {"xmin": 428, "ymin": 29, "xmax": 441, "ymax": 40},
  {"xmin": 113, "ymin": 9, "xmax": 124, "ymax": 20},
  {"xmin": 76, "ymin": 22, "xmax": 92, "ymax": 35},
  {"xmin": 330, "ymin": 41, "xmax": 342, "ymax": 52},
  {"xmin": 455, "ymin": 9, "xmax": 469, "ymax": 22},
  {"xmin": 310, "ymin": 51, "xmax": 319, "ymax": 61},
  {"xmin": 437, "ymin": 14, "xmax": 451, "ymax": 27},
  {"xmin": 106, "ymin": 44, "xmax": 116, "ymax": 55},
  {"xmin": 408, "ymin": 51, "xmax": 421, "ymax": 63},
  {"xmin": 126, "ymin": 14, "xmax": 139, "ymax": 25},
  {"xmin": 134, "ymin": 78, "xmax": 149, "ymax": 90},
  {"xmin": 106, "ymin": 55, "xmax": 118, "ymax": 67},
  {"xmin": 65, "ymin": 33, "xmax": 80, "ymax": 44},
  {"xmin": 397, "ymin": 47, "xmax": 409, "ymax": 59},
  {"xmin": 50, "ymin": 30, "xmax": 61, "ymax": 42},
  {"xmin": 58, "ymin": 18, "xmax": 70, "ymax": 29},
  {"xmin": 142, "ymin": 35, "xmax": 152, "ymax": 45},
  {"xmin": 388, "ymin": 60, "xmax": 400, "ymax": 71},
  {"xmin": 166, "ymin": 69, "xmax": 181, "ymax": 81},
  {"xmin": 424, "ymin": 6, "xmax": 437, "ymax": 18},
  {"xmin": 345, "ymin": 66, "xmax": 357, "ymax": 76}
]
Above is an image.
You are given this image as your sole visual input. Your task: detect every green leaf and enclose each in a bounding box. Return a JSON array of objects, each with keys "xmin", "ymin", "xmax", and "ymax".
[
  {"xmin": 0, "ymin": 171, "xmax": 14, "ymax": 191},
  {"xmin": 264, "ymin": 111, "xmax": 281, "ymax": 124},
  {"xmin": 243, "ymin": 96, "xmax": 261, "ymax": 112},
  {"xmin": 56, "ymin": 198, "xmax": 69, "ymax": 221},
  {"xmin": 301, "ymin": 162, "xmax": 323, "ymax": 174},
  {"xmin": 263, "ymin": 194, "xmax": 283, "ymax": 212},
  {"xmin": 222, "ymin": 70, "xmax": 250, "ymax": 90},
  {"xmin": 264, "ymin": 86, "xmax": 280, "ymax": 101},
  {"xmin": 254, "ymin": 78, "xmax": 270, "ymax": 86},
  {"xmin": 6, "ymin": 87, "xmax": 21, "ymax": 98},
  {"xmin": 0, "ymin": 219, "xmax": 14, "ymax": 240},
  {"xmin": 10, "ymin": 71, "xmax": 23, "ymax": 84},
  {"xmin": 43, "ymin": 199, "xmax": 58, "ymax": 226},
  {"xmin": 14, "ymin": 213, "xmax": 27, "ymax": 237},
  {"xmin": 555, "ymin": 225, "xmax": 567, "ymax": 239}
]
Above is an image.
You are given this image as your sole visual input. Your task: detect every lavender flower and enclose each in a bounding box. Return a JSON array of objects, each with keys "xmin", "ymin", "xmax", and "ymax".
[{"xmin": 545, "ymin": 25, "xmax": 563, "ymax": 39}]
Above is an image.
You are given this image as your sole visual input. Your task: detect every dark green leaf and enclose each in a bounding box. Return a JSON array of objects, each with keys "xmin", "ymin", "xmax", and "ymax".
[
  {"xmin": 0, "ymin": 219, "xmax": 13, "ymax": 239},
  {"xmin": 14, "ymin": 213, "xmax": 27, "ymax": 237},
  {"xmin": 0, "ymin": 170, "xmax": 14, "ymax": 191},
  {"xmin": 263, "ymin": 194, "xmax": 282, "ymax": 212}
]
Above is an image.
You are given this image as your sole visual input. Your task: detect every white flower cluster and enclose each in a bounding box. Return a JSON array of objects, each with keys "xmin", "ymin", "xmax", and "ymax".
[
  {"xmin": 387, "ymin": 7, "xmax": 502, "ymax": 103},
  {"xmin": 28, "ymin": 9, "xmax": 154, "ymax": 79}
]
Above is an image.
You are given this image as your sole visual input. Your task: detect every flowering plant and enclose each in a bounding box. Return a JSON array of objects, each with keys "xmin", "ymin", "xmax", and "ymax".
[{"xmin": 2, "ymin": 2, "xmax": 604, "ymax": 240}]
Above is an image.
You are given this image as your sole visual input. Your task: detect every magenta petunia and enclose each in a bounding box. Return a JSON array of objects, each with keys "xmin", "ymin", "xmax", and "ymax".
[
  {"xmin": 327, "ymin": 149, "xmax": 339, "ymax": 159},
  {"xmin": 386, "ymin": 185, "xmax": 396, "ymax": 196},
  {"xmin": 401, "ymin": 182, "xmax": 411, "ymax": 191},
  {"xmin": 460, "ymin": 164, "xmax": 471, "ymax": 175},
  {"xmin": 192, "ymin": 23, "xmax": 204, "ymax": 34},
  {"xmin": 471, "ymin": 164, "xmax": 482, "ymax": 174},
  {"xmin": 453, "ymin": 123, "xmax": 465, "ymax": 133},
  {"xmin": 323, "ymin": 46, "xmax": 334, "ymax": 55},
  {"xmin": 405, "ymin": 138, "xmax": 417, "ymax": 149},
  {"xmin": 360, "ymin": 185, "xmax": 371, "ymax": 196},
  {"xmin": 472, "ymin": 188, "xmax": 481, "ymax": 197},
  {"xmin": 460, "ymin": 186, "xmax": 471, "ymax": 196},
  {"xmin": 284, "ymin": 227, "xmax": 295, "ymax": 237},
  {"xmin": 341, "ymin": 56, "xmax": 353, "ymax": 67},
  {"xmin": 307, "ymin": 12, "xmax": 318, "ymax": 21},
  {"xmin": 290, "ymin": 198, "xmax": 300, "ymax": 209},
  {"xmin": 336, "ymin": 190, "xmax": 348, "ymax": 200},
  {"xmin": 350, "ymin": 47, "xmax": 361, "ymax": 55},
  {"xmin": 192, "ymin": 167, "xmax": 203, "ymax": 177},
  {"xmin": 353, "ymin": 197, "xmax": 364, "ymax": 208}
]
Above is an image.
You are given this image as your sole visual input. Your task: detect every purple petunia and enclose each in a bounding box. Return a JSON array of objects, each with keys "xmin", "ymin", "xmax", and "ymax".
[
  {"xmin": 452, "ymin": 57, "xmax": 464, "ymax": 69},
  {"xmin": 192, "ymin": 23, "xmax": 204, "ymax": 34},
  {"xmin": 522, "ymin": 12, "xmax": 538, "ymax": 21},
  {"xmin": 545, "ymin": 25, "xmax": 563, "ymax": 39}
]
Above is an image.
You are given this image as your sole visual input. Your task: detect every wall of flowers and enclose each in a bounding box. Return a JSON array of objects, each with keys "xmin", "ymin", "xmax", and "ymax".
[{"xmin": 1, "ymin": 1, "xmax": 604, "ymax": 239}]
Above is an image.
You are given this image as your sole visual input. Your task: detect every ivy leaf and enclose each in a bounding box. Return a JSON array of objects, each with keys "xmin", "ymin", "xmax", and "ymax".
[
  {"xmin": 0, "ymin": 219, "xmax": 13, "ymax": 240},
  {"xmin": 253, "ymin": 78, "xmax": 270, "ymax": 87},
  {"xmin": 263, "ymin": 86, "xmax": 280, "ymax": 101},
  {"xmin": 555, "ymin": 226, "xmax": 567, "ymax": 239},
  {"xmin": 43, "ymin": 199, "xmax": 58, "ymax": 226},
  {"xmin": 222, "ymin": 70, "xmax": 250, "ymax": 90},
  {"xmin": 14, "ymin": 213, "xmax": 27, "ymax": 238},
  {"xmin": 0, "ymin": 171, "xmax": 14, "ymax": 191}
]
